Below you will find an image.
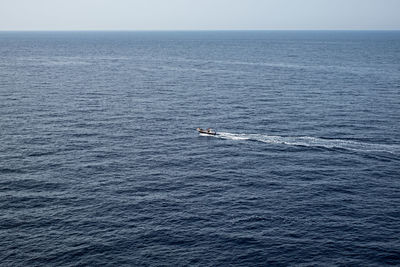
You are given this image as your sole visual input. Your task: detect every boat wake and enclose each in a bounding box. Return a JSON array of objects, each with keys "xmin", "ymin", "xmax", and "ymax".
[{"xmin": 214, "ymin": 132, "xmax": 400, "ymax": 154}]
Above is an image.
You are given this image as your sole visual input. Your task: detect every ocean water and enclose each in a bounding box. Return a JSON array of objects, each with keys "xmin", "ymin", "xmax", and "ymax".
[{"xmin": 0, "ymin": 31, "xmax": 399, "ymax": 266}]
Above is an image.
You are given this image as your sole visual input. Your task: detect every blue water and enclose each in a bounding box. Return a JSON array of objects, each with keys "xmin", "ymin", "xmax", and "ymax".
[{"xmin": 1, "ymin": 31, "xmax": 400, "ymax": 266}]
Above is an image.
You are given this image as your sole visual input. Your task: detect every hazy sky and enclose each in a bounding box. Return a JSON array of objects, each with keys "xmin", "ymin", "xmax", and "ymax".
[{"xmin": 1, "ymin": 0, "xmax": 400, "ymax": 31}]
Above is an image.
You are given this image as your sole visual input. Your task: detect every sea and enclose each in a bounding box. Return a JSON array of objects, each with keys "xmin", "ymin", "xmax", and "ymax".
[{"xmin": 0, "ymin": 31, "xmax": 399, "ymax": 266}]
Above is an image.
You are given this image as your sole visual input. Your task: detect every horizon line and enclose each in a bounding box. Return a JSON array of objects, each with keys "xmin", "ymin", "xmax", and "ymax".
[{"xmin": 1, "ymin": 29, "xmax": 400, "ymax": 32}]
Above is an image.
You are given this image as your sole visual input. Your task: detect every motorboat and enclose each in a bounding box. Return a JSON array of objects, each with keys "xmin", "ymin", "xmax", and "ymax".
[{"xmin": 197, "ymin": 127, "xmax": 217, "ymax": 136}]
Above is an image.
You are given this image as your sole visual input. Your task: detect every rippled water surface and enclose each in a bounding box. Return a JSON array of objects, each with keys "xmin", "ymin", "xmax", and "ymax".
[{"xmin": 1, "ymin": 31, "xmax": 400, "ymax": 266}]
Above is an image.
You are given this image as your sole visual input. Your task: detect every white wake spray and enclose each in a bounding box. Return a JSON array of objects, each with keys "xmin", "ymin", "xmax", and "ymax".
[{"xmin": 213, "ymin": 132, "xmax": 400, "ymax": 154}]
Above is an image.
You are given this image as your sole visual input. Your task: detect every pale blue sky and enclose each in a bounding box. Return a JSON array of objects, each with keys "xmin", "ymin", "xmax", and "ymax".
[{"xmin": 1, "ymin": 0, "xmax": 400, "ymax": 30}]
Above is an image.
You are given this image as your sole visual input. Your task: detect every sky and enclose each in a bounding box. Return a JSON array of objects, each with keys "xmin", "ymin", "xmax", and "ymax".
[{"xmin": 1, "ymin": 0, "xmax": 400, "ymax": 31}]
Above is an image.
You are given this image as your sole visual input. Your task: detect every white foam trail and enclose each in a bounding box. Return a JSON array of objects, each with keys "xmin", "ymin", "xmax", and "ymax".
[{"xmin": 214, "ymin": 132, "xmax": 400, "ymax": 154}]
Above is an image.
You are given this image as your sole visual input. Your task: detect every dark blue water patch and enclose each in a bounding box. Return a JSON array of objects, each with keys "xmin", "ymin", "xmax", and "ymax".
[
  {"xmin": 0, "ymin": 178, "xmax": 65, "ymax": 192},
  {"xmin": 1, "ymin": 31, "xmax": 400, "ymax": 266}
]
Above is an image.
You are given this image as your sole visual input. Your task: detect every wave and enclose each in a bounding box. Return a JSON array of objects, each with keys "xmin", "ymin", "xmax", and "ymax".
[
  {"xmin": 214, "ymin": 132, "xmax": 400, "ymax": 154},
  {"xmin": 170, "ymin": 57, "xmax": 396, "ymax": 77}
]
